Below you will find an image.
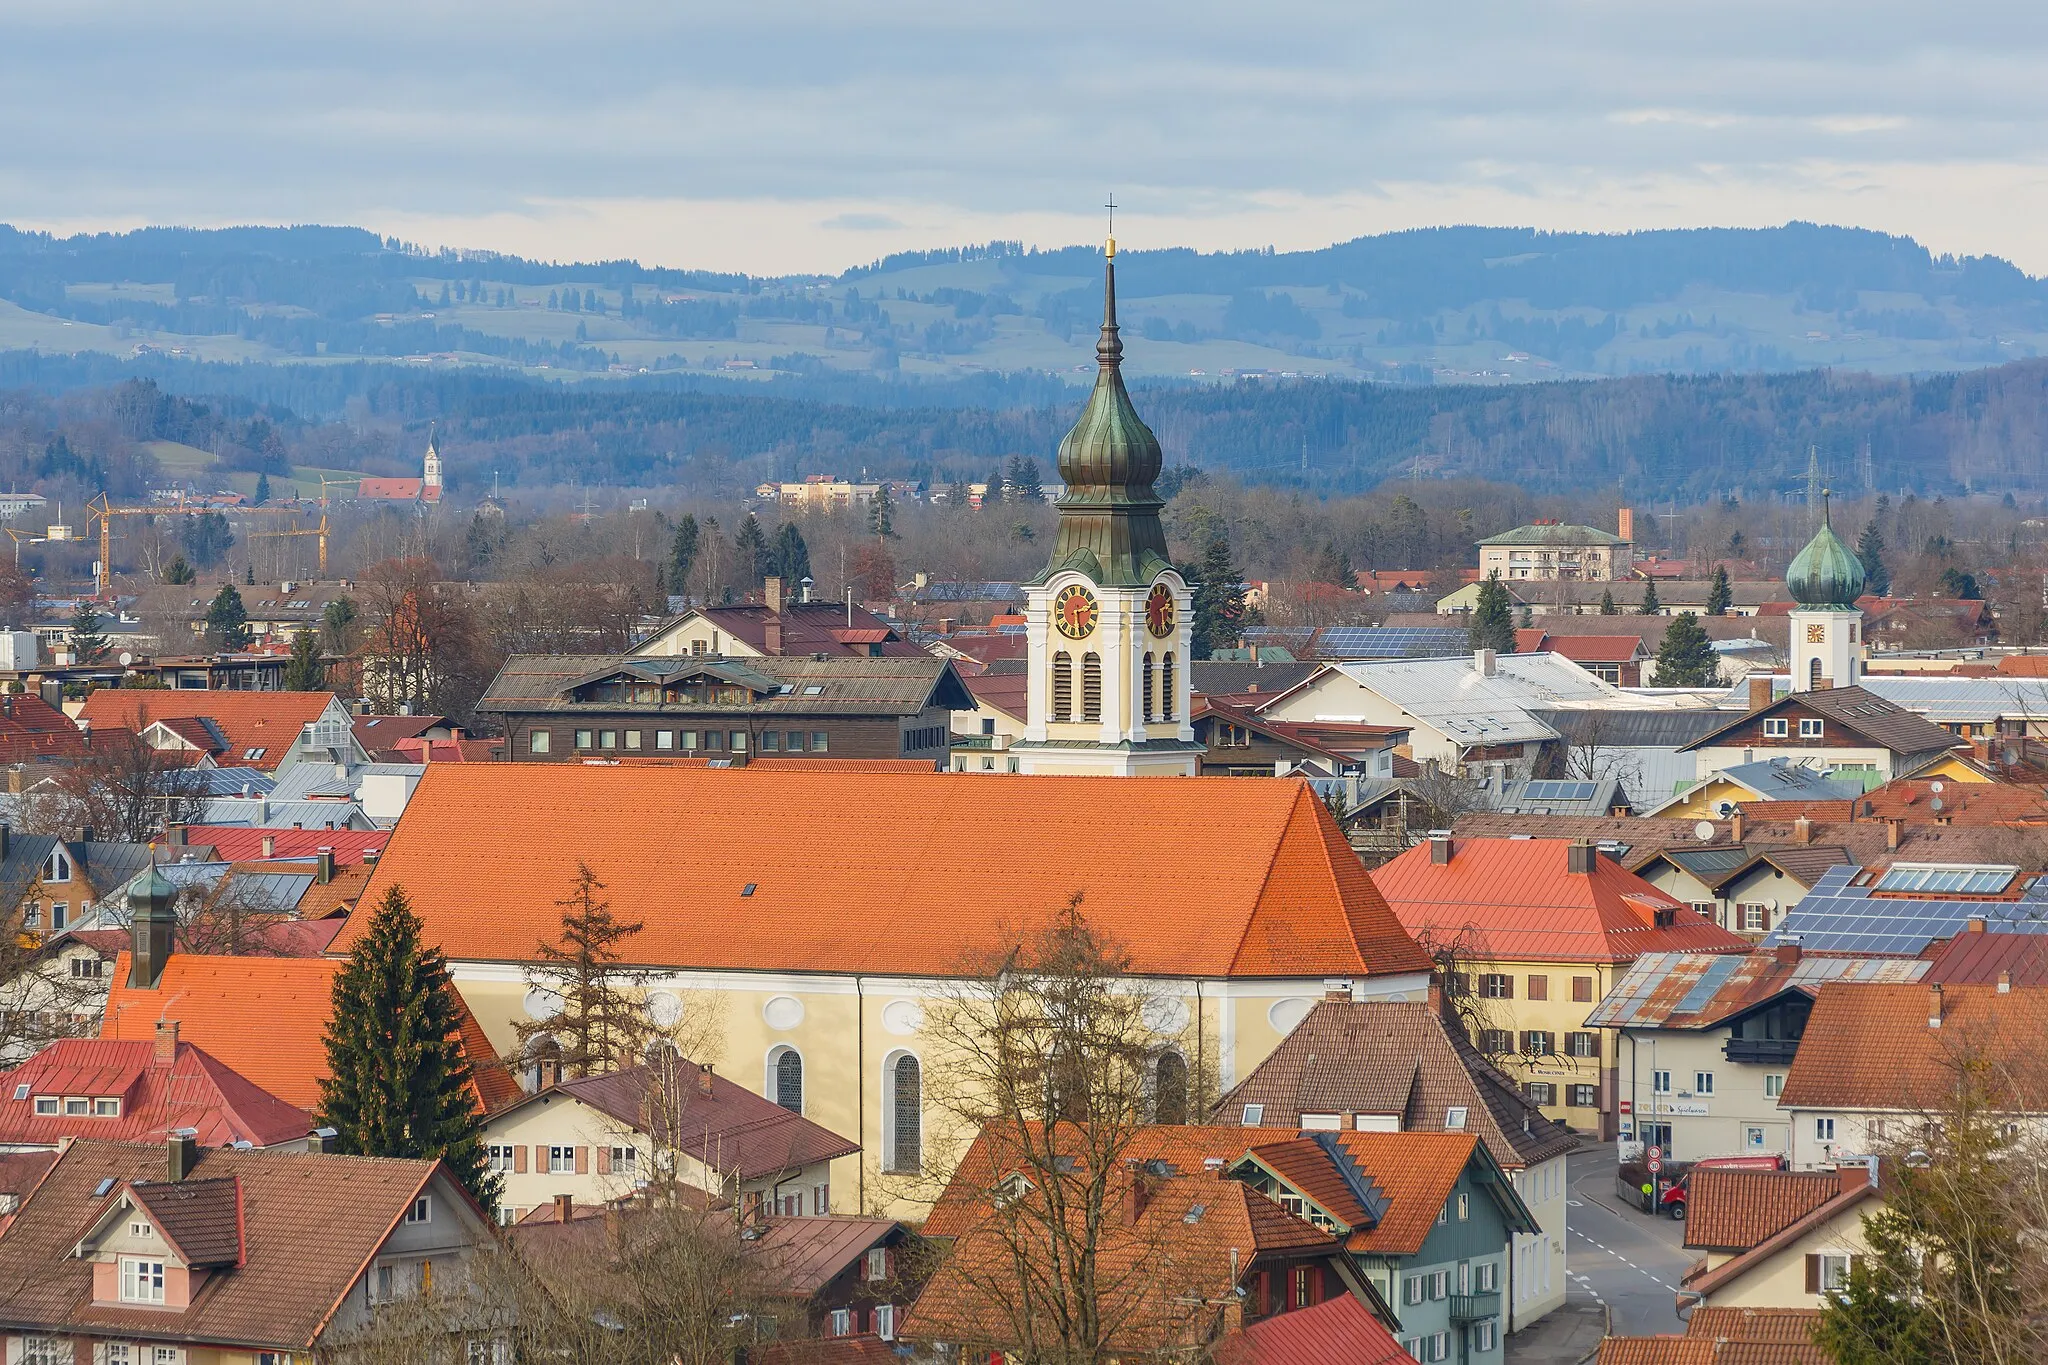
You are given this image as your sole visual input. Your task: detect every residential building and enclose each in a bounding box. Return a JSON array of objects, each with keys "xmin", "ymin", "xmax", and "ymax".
[
  {"xmin": 1012, "ymin": 246, "xmax": 1202, "ymax": 777},
  {"xmin": 175, "ymin": 825, "xmax": 390, "ymax": 865},
  {"xmin": 1219, "ymin": 1292, "xmax": 1411, "ymax": 1365},
  {"xmin": 1227, "ymin": 1130, "xmax": 1537, "ymax": 1361},
  {"xmin": 1922, "ymin": 921, "xmax": 2048, "ymax": 986},
  {"xmin": 633, "ymin": 578, "xmax": 924, "ymax": 659},
  {"xmin": 757, "ymin": 475, "xmax": 884, "ymax": 511},
  {"xmin": 1762, "ymin": 862, "xmax": 2048, "ymax": 956},
  {"xmin": 753, "ymin": 1215, "xmax": 927, "ymax": 1342},
  {"xmin": 1512, "ymin": 629, "xmax": 1651, "ymax": 685},
  {"xmin": 1678, "ymin": 685, "xmax": 1964, "ymax": 785},
  {"xmin": 1595, "ymin": 1306, "xmax": 1826, "ymax": 1363},
  {"xmin": 1586, "ymin": 946, "xmax": 1928, "ymax": 1161},
  {"xmin": 1648, "ymin": 758, "xmax": 1871, "ymax": 821},
  {"xmin": 476, "ymin": 652, "xmax": 972, "ymax": 766},
  {"xmin": 337, "ymin": 763, "xmax": 1435, "ymax": 1211},
  {"xmin": 479, "ymin": 1060, "xmax": 859, "ymax": 1224},
  {"xmin": 1372, "ymin": 835, "xmax": 1750, "ymax": 1137},
  {"xmin": 0, "ymin": 1137, "xmax": 495, "ymax": 1365},
  {"xmin": 912, "ymin": 1124, "xmax": 1400, "ymax": 1358},
  {"xmin": 1476, "ymin": 512, "xmax": 1635, "ymax": 583},
  {"xmin": 948, "ymin": 669, "xmax": 1025, "ymax": 773},
  {"xmin": 1525, "ymin": 707, "xmax": 1734, "ymax": 809},
  {"xmin": 1626, "ymin": 843, "xmax": 1850, "ymax": 939},
  {"xmin": 1677, "ymin": 1162, "xmax": 1881, "ymax": 1310},
  {"xmin": 0, "ymin": 1024, "xmax": 314, "ymax": 1152},
  {"xmin": 123, "ymin": 579, "xmax": 360, "ymax": 653},
  {"xmin": 1776, "ymin": 983, "xmax": 2048, "ymax": 1170},
  {"xmin": 76, "ymin": 688, "xmax": 368, "ymax": 775},
  {"xmin": 1192, "ymin": 699, "xmax": 1407, "ymax": 778},
  {"xmin": 1217, "ymin": 999, "xmax": 1578, "ymax": 1331}
]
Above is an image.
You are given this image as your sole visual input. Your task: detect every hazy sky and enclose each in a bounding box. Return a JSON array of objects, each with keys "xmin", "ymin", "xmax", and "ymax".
[{"xmin": 8, "ymin": 1, "xmax": 2047, "ymax": 275}]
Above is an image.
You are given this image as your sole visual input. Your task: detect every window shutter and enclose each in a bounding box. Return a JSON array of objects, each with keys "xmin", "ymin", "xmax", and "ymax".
[
  {"xmin": 597, "ymin": 1147, "xmax": 611, "ymax": 1175},
  {"xmin": 1521, "ymin": 1031, "xmax": 1537, "ymax": 1052},
  {"xmin": 535, "ymin": 1144, "xmax": 549, "ymax": 1171},
  {"xmin": 575, "ymin": 1146, "xmax": 590, "ymax": 1175},
  {"xmin": 1527, "ymin": 975, "xmax": 1548, "ymax": 1001},
  {"xmin": 513, "ymin": 1146, "xmax": 528, "ymax": 1174},
  {"xmin": 1587, "ymin": 1032, "xmax": 1602, "ymax": 1059},
  {"xmin": 1804, "ymin": 1254, "xmax": 1821, "ymax": 1294}
]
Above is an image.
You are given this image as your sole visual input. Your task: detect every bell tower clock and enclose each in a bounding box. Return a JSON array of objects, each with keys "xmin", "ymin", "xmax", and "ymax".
[{"xmin": 1015, "ymin": 238, "xmax": 1202, "ymax": 777}]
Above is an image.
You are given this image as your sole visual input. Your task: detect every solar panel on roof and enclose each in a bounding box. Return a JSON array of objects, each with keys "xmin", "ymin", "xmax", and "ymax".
[
  {"xmin": 1522, "ymin": 780, "xmax": 1598, "ymax": 802},
  {"xmin": 1672, "ymin": 954, "xmax": 1746, "ymax": 1017}
]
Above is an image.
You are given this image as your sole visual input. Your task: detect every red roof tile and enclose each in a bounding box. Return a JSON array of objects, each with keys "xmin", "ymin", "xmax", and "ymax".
[
  {"xmin": 1217, "ymin": 1293, "xmax": 1409, "ymax": 1365},
  {"xmin": 340, "ymin": 766, "xmax": 1431, "ymax": 980},
  {"xmin": 1372, "ymin": 838, "xmax": 1751, "ymax": 963},
  {"xmin": 78, "ymin": 690, "xmax": 341, "ymax": 771},
  {"xmin": 1778, "ymin": 982, "xmax": 2048, "ymax": 1111},
  {"xmin": 0, "ymin": 1037, "xmax": 312, "ymax": 1148}
]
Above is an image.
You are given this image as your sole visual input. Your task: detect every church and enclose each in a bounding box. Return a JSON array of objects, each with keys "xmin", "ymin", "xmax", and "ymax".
[
  {"xmin": 1014, "ymin": 237, "xmax": 1204, "ymax": 776},
  {"xmin": 356, "ymin": 430, "xmax": 446, "ymax": 504}
]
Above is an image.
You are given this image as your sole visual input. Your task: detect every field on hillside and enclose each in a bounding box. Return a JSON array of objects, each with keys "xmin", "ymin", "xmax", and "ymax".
[{"xmin": 142, "ymin": 440, "xmax": 369, "ymax": 500}]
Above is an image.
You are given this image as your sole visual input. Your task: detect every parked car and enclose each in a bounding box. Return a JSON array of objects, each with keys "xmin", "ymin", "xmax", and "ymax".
[
  {"xmin": 1660, "ymin": 1154, "xmax": 1789, "ymax": 1220},
  {"xmin": 1616, "ymin": 1153, "xmax": 1786, "ymax": 1218}
]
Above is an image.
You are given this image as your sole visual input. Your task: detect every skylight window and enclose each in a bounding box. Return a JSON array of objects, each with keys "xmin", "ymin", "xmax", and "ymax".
[
  {"xmin": 1241, "ymin": 1104, "xmax": 1264, "ymax": 1126},
  {"xmin": 11, "ymin": 1084, "xmax": 25, "ymax": 1101},
  {"xmin": 1445, "ymin": 1107, "xmax": 1469, "ymax": 1130},
  {"xmin": 1875, "ymin": 864, "xmax": 2017, "ymax": 896},
  {"xmin": 803, "ymin": 686, "xmax": 826, "ymax": 695}
]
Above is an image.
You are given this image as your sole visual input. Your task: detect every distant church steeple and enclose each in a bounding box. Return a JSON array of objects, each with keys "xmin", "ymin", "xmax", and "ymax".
[{"xmin": 422, "ymin": 425, "xmax": 443, "ymax": 494}]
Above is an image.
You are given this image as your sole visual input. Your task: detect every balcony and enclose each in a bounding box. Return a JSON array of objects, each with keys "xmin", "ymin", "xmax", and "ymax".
[
  {"xmin": 1724, "ymin": 1037, "xmax": 1799, "ymax": 1064},
  {"xmin": 1448, "ymin": 1292, "xmax": 1501, "ymax": 1322}
]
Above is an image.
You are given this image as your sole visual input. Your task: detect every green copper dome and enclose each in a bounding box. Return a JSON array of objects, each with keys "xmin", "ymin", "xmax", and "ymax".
[
  {"xmin": 1786, "ymin": 508, "xmax": 1865, "ymax": 608},
  {"xmin": 1032, "ymin": 249, "xmax": 1172, "ymax": 588}
]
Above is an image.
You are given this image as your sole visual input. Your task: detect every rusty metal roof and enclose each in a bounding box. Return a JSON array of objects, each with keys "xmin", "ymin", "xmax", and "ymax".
[{"xmin": 1586, "ymin": 949, "xmax": 1929, "ymax": 1030}]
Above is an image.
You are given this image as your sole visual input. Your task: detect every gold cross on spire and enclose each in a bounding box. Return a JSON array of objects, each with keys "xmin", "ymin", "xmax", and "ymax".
[{"xmin": 1105, "ymin": 193, "xmax": 1117, "ymax": 259}]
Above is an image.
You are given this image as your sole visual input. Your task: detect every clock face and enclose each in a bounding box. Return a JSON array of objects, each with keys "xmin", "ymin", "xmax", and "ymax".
[
  {"xmin": 1146, "ymin": 583, "xmax": 1177, "ymax": 638},
  {"xmin": 1054, "ymin": 584, "xmax": 1100, "ymax": 640}
]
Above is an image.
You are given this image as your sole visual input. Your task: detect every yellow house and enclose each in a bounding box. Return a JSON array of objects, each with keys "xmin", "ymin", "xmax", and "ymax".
[
  {"xmin": 338, "ymin": 764, "xmax": 1435, "ymax": 1216},
  {"xmin": 1680, "ymin": 1163, "xmax": 1880, "ymax": 1310}
]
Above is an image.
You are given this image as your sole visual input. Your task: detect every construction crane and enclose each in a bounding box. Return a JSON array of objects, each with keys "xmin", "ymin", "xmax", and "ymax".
[
  {"xmin": 86, "ymin": 495, "xmax": 320, "ymax": 596},
  {"xmin": 315, "ymin": 475, "xmax": 361, "ymax": 509},
  {"xmin": 246, "ymin": 513, "xmax": 330, "ymax": 576}
]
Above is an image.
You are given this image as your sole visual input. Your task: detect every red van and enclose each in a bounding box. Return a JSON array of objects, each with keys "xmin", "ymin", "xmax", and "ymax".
[{"xmin": 1661, "ymin": 1154, "xmax": 1789, "ymax": 1219}]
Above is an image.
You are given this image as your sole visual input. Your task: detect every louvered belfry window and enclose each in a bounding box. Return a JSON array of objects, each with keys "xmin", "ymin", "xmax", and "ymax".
[
  {"xmin": 1052, "ymin": 651, "xmax": 1073, "ymax": 721},
  {"xmin": 1081, "ymin": 653, "xmax": 1103, "ymax": 722},
  {"xmin": 1142, "ymin": 653, "xmax": 1156, "ymax": 722},
  {"xmin": 1161, "ymin": 653, "xmax": 1176, "ymax": 721}
]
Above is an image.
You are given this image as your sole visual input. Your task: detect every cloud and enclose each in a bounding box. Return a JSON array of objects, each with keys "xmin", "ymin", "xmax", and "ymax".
[{"xmin": 4, "ymin": 1, "xmax": 2048, "ymax": 271}]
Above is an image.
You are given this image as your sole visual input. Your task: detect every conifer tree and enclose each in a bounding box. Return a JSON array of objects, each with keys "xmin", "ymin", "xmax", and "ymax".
[
  {"xmin": 1651, "ymin": 612, "xmax": 1720, "ymax": 687},
  {"xmin": 1857, "ymin": 520, "xmax": 1891, "ymax": 596},
  {"xmin": 1518, "ymin": 605, "xmax": 1534, "ymax": 630},
  {"xmin": 68, "ymin": 604, "xmax": 109, "ymax": 664},
  {"xmin": 163, "ymin": 555, "xmax": 195, "ymax": 586},
  {"xmin": 668, "ymin": 514, "xmax": 700, "ymax": 598},
  {"xmin": 869, "ymin": 484, "xmax": 896, "ymax": 538},
  {"xmin": 318, "ymin": 886, "xmax": 500, "ymax": 1210},
  {"xmin": 1189, "ymin": 532, "xmax": 1247, "ymax": 660},
  {"xmin": 1705, "ymin": 564, "xmax": 1732, "ymax": 616},
  {"xmin": 1598, "ymin": 587, "xmax": 1617, "ymax": 615},
  {"xmin": 204, "ymin": 584, "xmax": 251, "ymax": 649},
  {"xmin": 253, "ymin": 472, "xmax": 271, "ymax": 505},
  {"xmin": 772, "ymin": 521, "xmax": 812, "ymax": 586},
  {"xmin": 1308, "ymin": 542, "xmax": 1355, "ymax": 590},
  {"xmin": 514, "ymin": 865, "xmax": 653, "ymax": 1079},
  {"xmin": 1637, "ymin": 581, "xmax": 1661, "ymax": 615},
  {"xmin": 1006, "ymin": 456, "xmax": 1044, "ymax": 502},
  {"xmin": 1468, "ymin": 571, "xmax": 1516, "ymax": 654},
  {"xmin": 281, "ymin": 628, "xmax": 324, "ymax": 691},
  {"xmin": 733, "ymin": 514, "xmax": 771, "ymax": 588}
]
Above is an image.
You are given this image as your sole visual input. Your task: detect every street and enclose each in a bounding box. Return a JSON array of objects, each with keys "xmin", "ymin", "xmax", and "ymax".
[{"xmin": 1562, "ymin": 1142, "xmax": 1694, "ymax": 1337}]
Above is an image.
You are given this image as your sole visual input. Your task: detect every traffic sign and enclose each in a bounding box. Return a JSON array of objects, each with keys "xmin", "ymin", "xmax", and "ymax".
[{"xmin": 1647, "ymin": 1146, "xmax": 1663, "ymax": 1174}]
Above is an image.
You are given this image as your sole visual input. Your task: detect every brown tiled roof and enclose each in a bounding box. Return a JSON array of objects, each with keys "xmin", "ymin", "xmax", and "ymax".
[
  {"xmin": 1680, "ymin": 686, "xmax": 1964, "ymax": 762},
  {"xmin": 1778, "ymin": 982, "xmax": 2048, "ymax": 1111},
  {"xmin": 0, "ymin": 1140, "xmax": 461, "ymax": 1350},
  {"xmin": 1323, "ymin": 1132, "xmax": 1491, "ymax": 1254},
  {"xmin": 0, "ymin": 1037, "xmax": 313, "ymax": 1149},
  {"xmin": 492, "ymin": 1063, "xmax": 859, "ymax": 1181},
  {"xmin": 1683, "ymin": 1170, "xmax": 1842, "ymax": 1252},
  {"xmin": 1758, "ymin": 777, "xmax": 2048, "ymax": 827},
  {"xmin": 1685, "ymin": 1308, "xmax": 1825, "ymax": 1345},
  {"xmin": 1597, "ymin": 1337, "xmax": 1826, "ymax": 1365},
  {"xmin": 1215, "ymin": 1000, "xmax": 1579, "ymax": 1170},
  {"xmin": 478, "ymin": 652, "xmax": 971, "ymax": 717},
  {"xmin": 753, "ymin": 1215, "xmax": 901, "ymax": 1295},
  {"xmin": 961, "ymin": 670, "xmax": 1026, "ymax": 721},
  {"xmin": 1681, "ymin": 1168, "xmax": 1879, "ymax": 1300},
  {"xmin": 132, "ymin": 1175, "xmax": 245, "ymax": 1265},
  {"xmin": 341, "ymin": 765, "xmax": 1431, "ymax": 980}
]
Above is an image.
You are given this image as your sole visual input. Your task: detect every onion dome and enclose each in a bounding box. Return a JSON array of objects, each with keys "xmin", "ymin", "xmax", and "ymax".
[
  {"xmin": 1033, "ymin": 241, "xmax": 1172, "ymax": 588},
  {"xmin": 1786, "ymin": 502, "xmax": 1865, "ymax": 608}
]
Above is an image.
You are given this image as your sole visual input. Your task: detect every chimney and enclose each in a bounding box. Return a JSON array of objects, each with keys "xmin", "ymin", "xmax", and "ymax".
[
  {"xmin": 154, "ymin": 1019, "xmax": 179, "ymax": 1065},
  {"xmin": 1729, "ymin": 811, "xmax": 1744, "ymax": 842},
  {"xmin": 763, "ymin": 617, "xmax": 783, "ymax": 656},
  {"xmin": 314, "ymin": 1126, "xmax": 338, "ymax": 1153},
  {"xmin": 1748, "ymin": 676, "xmax": 1773, "ymax": 712},
  {"xmin": 1473, "ymin": 648, "xmax": 1497, "ymax": 678},
  {"xmin": 1837, "ymin": 1158, "xmax": 1875, "ymax": 1196},
  {"xmin": 697, "ymin": 1061, "xmax": 715, "ymax": 1096},
  {"xmin": 1429, "ymin": 833, "xmax": 1453, "ymax": 865},
  {"xmin": 1567, "ymin": 839, "xmax": 1595, "ymax": 875},
  {"xmin": 764, "ymin": 576, "xmax": 784, "ymax": 614},
  {"xmin": 127, "ymin": 869, "xmax": 177, "ymax": 990},
  {"xmin": 1124, "ymin": 1162, "xmax": 1157, "ymax": 1225},
  {"xmin": 261, "ymin": 835, "xmax": 275, "ymax": 858},
  {"xmin": 167, "ymin": 1130, "xmax": 198, "ymax": 1182},
  {"xmin": 167, "ymin": 824, "xmax": 186, "ymax": 847},
  {"xmin": 1886, "ymin": 819, "xmax": 1903, "ymax": 851},
  {"xmin": 315, "ymin": 849, "xmax": 334, "ymax": 885},
  {"xmin": 1967, "ymin": 916, "xmax": 1987, "ymax": 934},
  {"xmin": 0, "ymin": 821, "xmax": 9, "ymax": 860},
  {"xmin": 1928, "ymin": 983, "xmax": 1944, "ymax": 1029},
  {"xmin": 1775, "ymin": 941, "xmax": 1802, "ymax": 966},
  {"xmin": 938, "ymin": 618, "xmax": 956, "ymax": 636},
  {"xmin": 1998, "ymin": 971, "xmax": 2013, "ymax": 994},
  {"xmin": 1617, "ymin": 507, "xmax": 1635, "ymax": 542},
  {"xmin": 1793, "ymin": 816, "xmax": 1812, "ymax": 846},
  {"xmin": 554, "ymin": 1193, "xmax": 574, "ymax": 1223}
]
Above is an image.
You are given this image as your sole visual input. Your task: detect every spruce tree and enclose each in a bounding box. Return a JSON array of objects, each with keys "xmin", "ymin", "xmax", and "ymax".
[
  {"xmin": 1857, "ymin": 520, "xmax": 1891, "ymax": 596},
  {"xmin": 1189, "ymin": 532, "xmax": 1247, "ymax": 660},
  {"xmin": 254, "ymin": 472, "xmax": 271, "ymax": 505},
  {"xmin": 281, "ymin": 628, "xmax": 324, "ymax": 691},
  {"xmin": 1006, "ymin": 457, "xmax": 1044, "ymax": 502},
  {"xmin": 68, "ymin": 604, "xmax": 109, "ymax": 664},
  {"xmin": 1651, "ymin": 612, "xmax": 1721, "ymax": 687},
  {"xmin": 1308, "ymin": 542, "xmax": 1355, "ymax": 590},
  {"xmin": 772, "ymin": 521, "xmax": 812, "ymax": 586},
  {"xmin": 163, "ymin": 555, "xmax": 195, "ymax": 586},
  {"xmin": 318, "ymin": 886, "xmax": 500, "ymax": 1210},
  {"xmin": 514, "ymin": 865, "xmax": 653, "ymax": 1078},
  {"xmin": 668, "ymin": 514, "xmax": 700, "ymax": 597},
  {"xmin": 1705, "ymin": 565, "xmax": 1732, "ymax": 616},
  {"xmin": 1468, "ymin": 571, "xmax": 1516, "ymax": 654},
  {"xmin": 204, "ymin": 584, "xmax": 251, "ymax": 649},
  {"xmin": 869, "ymin": 484, "xmax": 896, "ymax": 538},
  {"xmin": 1598, "ymin": 588, "xmax": 1617, "ymax": 615},
  {"xmin": 733, "ymin": 514, "xmax": 771, "ymax": 588},
  {"xmin": 1637, "ymin": 581, "xmax": 1661, "ymax": 615}
]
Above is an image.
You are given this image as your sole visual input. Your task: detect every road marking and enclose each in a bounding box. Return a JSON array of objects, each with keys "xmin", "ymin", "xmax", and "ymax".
[{"xmin": 1567, "ymin": 1199, "xmax": 1584, "ymax": 1207}]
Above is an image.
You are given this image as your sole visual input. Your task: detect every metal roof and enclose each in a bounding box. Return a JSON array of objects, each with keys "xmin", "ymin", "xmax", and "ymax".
[
  {"xmin": 1586, "ymin": 948, "xmax": 1931, "ymax": 1029},
  {"xmin": 1858, "ymin": 676, "xmax": 2048, "ymax": 724},
  {"xmin": 1322, "ymin": 654, "xmax": 1619, "ymax": 746}
]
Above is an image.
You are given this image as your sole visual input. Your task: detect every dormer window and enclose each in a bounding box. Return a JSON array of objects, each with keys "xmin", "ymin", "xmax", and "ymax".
[
  {"xmin": 96, "ymin": 1098, "xmax": 121, "ymax": 1117},
  {"xmin": 42, "ymin": 849, "xmax": 70, "ymax": 883},
  {"xmin": 33, "ymin": 1096, "xmax": 56, "ymax": 1115},
  {"xmin": 119, "ymin": 1255, "xmax": 167, "ymax": 1303},
  {"xmin": 64, "ymin": 1097, "xmax": 89, "ymax": 1116}
]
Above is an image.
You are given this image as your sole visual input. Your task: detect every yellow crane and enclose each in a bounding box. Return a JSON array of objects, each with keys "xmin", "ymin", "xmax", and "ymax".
[
  {"xmin": 86, "ymin": 495, "xmax": 322, "ymax": 596},
  {"xmin": 246, "ymin": 513, "xmax": 331, "ymax": 576},
  {"xmin": 315, "ymin": 475, "xmax": 361, "ymax": 508}
]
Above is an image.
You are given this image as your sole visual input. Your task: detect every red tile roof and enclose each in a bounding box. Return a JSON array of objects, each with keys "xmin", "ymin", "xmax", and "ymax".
[
  {"xmin": 340, "ymin": 766, "xmax": 1431, "ymax": 980},
  {"xmin": 1216, "ymin": 1293, "xmax": 1409, "ymax": 1365},
  {"xmin": 1514, "ymin": 631, "xmax": 1649, "ymax": 662},
  {"xmin": 101, "ymin": 952, "xmax": 521, "ymax": 1113},
  {"xmin": 181, "ymin": 826, "xmax": 391, "ymax": 865},
  {"xmin": 0, "ymin": 1037, "xmax": 312, "ymax": 1148},
  {"xmin": 1757, "ymin": 777, "xmax": 2048, "ymax": 827},
  {"xmin": 1680, "ymin": 1167, "xmax": 1879, "ymax": 1300},
  {"xmin": 1371, "ymin": 838, "xmax": 1751, "ymax": 964},
  {"xmin": 357, "ymin": 476, "xmax": 439, "ymax": 501},
  {"xmin": 78, "ymin": 690, "xmax": 341, "ymax": 771},
  {"xmin": 1683, "ymin": 1170, "xmax": 1843, "ymax": 1252},
  {"xmin": 1778, "ymin": 982, "xmax": 2048, "ymax": 1111},
  {"xmin": 1259, "ymin": 1131, "xmax": 1497, "ymax": 1255}
]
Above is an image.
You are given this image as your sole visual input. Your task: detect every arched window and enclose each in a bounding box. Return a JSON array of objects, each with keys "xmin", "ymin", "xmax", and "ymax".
[
  {"xmin": 888, "ymin": 1053, "xmax": 922, "ymax": 1173},
  {"xmin": 1052, "ymin": 652, "xmax": 1073, "ymax": 722},
  {"xmin": 1154, "ymin": 1051, "xmax": 1189, "ymax": 1125},
  {"xmin": 771, "ymin": 1046, "xmax": 804, "ymax": 1113},
  {"xmin": 1142, "ymin": 652, "xmax": 1156, "ymax": 722},
  {"xmin": 1808, "ymin": 656, "xmax": 1823, "ymax": 690},
  {"xmin": 1161, "ymin": 653, "xmax": 1176, "ymax": 721},
  {"xmin": 1081, "ymin": 653, "xmax": 1103, "ymax": 722}
]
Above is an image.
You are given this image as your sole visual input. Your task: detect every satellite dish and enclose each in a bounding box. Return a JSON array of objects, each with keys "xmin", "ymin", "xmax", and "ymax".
[
  {"xmin": 1931, "ymin": 781, "xmax": 1945, "ymax": 794},
  {"xmin": 118, "ymin": 652, "xmax": 132, "ymax": 666},
  {"xmin": 1930, "ymin": 796, "xmax": 1945, "ymax": 812},
  {"xmin": 1694, "ymin": 820, "xmax": 1717, "ymax": 841}
]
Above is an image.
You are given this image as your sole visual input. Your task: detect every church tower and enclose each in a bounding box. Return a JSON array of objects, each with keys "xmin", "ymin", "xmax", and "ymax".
[
  {"xmin": 422, "ymin": 429, "xmax": 444, "ymax": 498},
  {"xmin": 1786, "ymin": 496, "xmax": 1865, "ymax": 692},
  {"xmin": 1014, "ymin": 239, "xmax": 1202, "ymax": 776}
]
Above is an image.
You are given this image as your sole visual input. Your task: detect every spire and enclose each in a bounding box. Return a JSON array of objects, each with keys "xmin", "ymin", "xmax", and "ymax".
[{"xmin": 1097, "ymin": 244, "xmax": 1123, "ymax": 369}]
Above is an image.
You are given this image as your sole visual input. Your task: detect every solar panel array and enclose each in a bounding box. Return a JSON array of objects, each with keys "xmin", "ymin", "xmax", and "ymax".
[
  {"xmin": 1874, "ymin": 864, "xmax": 2019, "ymax": 895},
  {"xmin": 1309, "ymin": 626, "xmax": 1472, "ymax": 660},
  {"xmin": 1519, "ymin": 780, "xmax": 1599, "ymax": 802},
  {"xmin": 1765, "ymin": 865, "xmax": 2048, "ymax": 955}
]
